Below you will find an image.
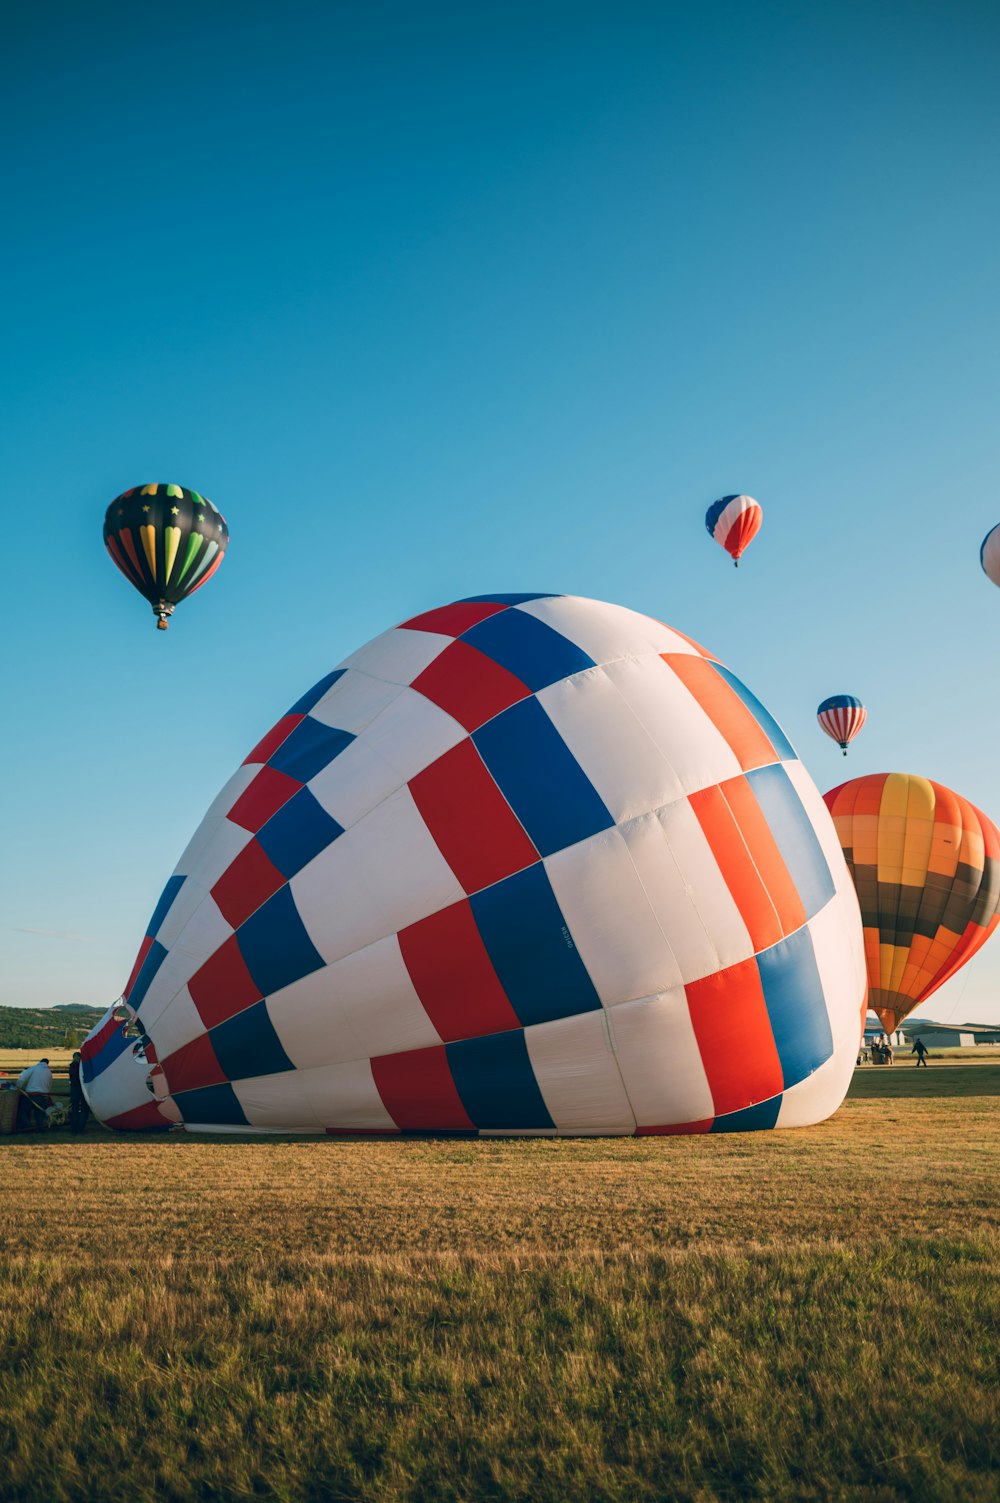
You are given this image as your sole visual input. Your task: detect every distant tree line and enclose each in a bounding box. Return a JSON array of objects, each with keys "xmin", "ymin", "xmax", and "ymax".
[{"xmin": 0, "ymin": 1005, "xmax": 104, "ymax": 1049}]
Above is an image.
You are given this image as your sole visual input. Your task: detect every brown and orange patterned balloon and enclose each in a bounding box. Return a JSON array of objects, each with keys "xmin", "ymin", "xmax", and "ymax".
[{"xmin": 824, "ymin": 773, "xmax": 1000, "ymax": 1032}]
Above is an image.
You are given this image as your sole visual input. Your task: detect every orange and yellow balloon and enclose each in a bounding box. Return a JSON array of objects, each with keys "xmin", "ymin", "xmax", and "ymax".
[{"xmin": 824, "ymin": 774, "xmax": 1000, "ymax": 1032}]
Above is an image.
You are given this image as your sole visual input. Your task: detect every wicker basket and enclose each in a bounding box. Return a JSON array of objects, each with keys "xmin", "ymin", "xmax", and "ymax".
[{"xmin": 0, "ymin": 1090, "xmax": 19, "ymax": 1135}]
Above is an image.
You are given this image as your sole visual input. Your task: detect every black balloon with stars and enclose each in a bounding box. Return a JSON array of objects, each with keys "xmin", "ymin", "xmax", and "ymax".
[{"xmin": 103, "ymin": 484, "xmax": 229, "ymax": 629}]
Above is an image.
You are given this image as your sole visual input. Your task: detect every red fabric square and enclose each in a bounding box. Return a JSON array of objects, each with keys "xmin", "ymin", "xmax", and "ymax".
[
  {"xmin": 412, "ymin": 640, "xmax": 531, "ymax": 732},
  {"xmin": 105, "ymin": 1102, "xmax": 169, "ymax": 1131},
  {"xmin": 227, "ymin": 766, "xmax": 300, "ymax": 833},
  {"xmin": 398, "ymin": 899, "xmax": 520, "ymax": 1041},
  {"xmin": 409, "ymin": 740, "xmax": 537, "ymax": 894},
  {"xmin": 400, "ymin": 601, "xmax": 509, "ymax": 635},
  {"xmin": 188, "ymin": 935, "xmax": 262, "ymax": 1028},
  {"xmin": 211, "ymin": 840, "xmax": 286, "ymax": 929},
  {"xmin": 242, "ymin": 714, "xmax": 304, "ymax": 767},
  {"xmin": 162, "ymin": 1031, "xmax": 228, "ymax": 1093},
  {"xmin": 636, "ymin": 1120, "xmax": 714, "ymax": 1136},
  {"xmin": 685, "ymin": 958, "xmax": 783, "ymax": 1117},
  {"xmin": 371, "ymin": 1045, "xmax": 475, "ymax": 1131}
]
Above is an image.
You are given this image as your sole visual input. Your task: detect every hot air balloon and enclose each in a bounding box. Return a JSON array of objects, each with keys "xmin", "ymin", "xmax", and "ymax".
[
  {"xmin": 824, "ymin": 774, "xmax": 1000, "ymax": 1033},
  {"xmin": 980, "ymin": 524, "xmax": 1000, "ymax": 588},
  {"xmin": 82, "ymin": 593, "xmax": 866, "ymax": 1135},
  {"xmin": 817, "ymin": 695, "xmax": 867, "ymax": 755},
  {"xmin": 705, "ymin": 495, "xmax": 762, "ymax": 567},
  {"xmin": 103, "ymin": 484, "xmax": 229, "ymax": 629}
]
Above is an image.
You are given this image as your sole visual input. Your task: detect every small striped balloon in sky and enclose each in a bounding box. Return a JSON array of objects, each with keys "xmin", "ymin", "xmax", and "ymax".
[
  {"xmin": 816, "ymin": 696, "xmax": 867, "ymax": 756},
  {"xmin": 980, "ymin": 524, "xmax": 1000, "ymax": 589},
  {"xmin": 704, "ymin": 495, "xmax": 762, "ymax": 567}
]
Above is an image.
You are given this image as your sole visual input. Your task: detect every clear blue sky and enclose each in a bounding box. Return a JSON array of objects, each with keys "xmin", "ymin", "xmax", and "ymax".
[{"xmin": 4, "ymin": 0, "xmax": 1000, "ymax": 1023}]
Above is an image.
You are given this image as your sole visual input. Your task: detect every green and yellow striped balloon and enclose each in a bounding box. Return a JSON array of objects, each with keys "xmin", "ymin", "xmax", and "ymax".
[{"xmin": 103, "ymin": 484, "xmax": 229, "ymax": 629}]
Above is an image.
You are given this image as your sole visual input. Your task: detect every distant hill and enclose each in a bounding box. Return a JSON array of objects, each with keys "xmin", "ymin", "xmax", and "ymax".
[{"xmin": 0, "ymin": 1005, "xmax": 103, "ymax": 1049}]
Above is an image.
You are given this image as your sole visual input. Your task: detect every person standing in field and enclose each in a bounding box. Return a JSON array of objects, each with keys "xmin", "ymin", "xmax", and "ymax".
[
  {"xmin": 16, "ymin": 1057, "xmax": 53, "ymax": 1128},
  {"xmin": 69, "ymin": 1051, "xmax": 88, "ymax": 1132},
  {"xmin": 912, "ymin": 1037, "xmax": 929, "ymax": 1067}
]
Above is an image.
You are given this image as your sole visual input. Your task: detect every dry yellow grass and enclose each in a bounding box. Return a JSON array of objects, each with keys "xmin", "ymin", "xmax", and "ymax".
[{"xmin": 0, "ymin": 1063, "xmax": 997, "ymax": 1502}]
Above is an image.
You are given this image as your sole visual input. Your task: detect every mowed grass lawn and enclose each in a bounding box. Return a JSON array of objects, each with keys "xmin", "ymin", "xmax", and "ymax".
[{"xmin": 1, "ymin": 1062, "xmax": 997, "ymax": 1503}]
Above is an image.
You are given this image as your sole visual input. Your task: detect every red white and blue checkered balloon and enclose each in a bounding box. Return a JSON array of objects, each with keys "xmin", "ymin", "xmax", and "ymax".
[{"xmin": 83, "ymin": 594, "xmax": 866, "ymax": 1136}]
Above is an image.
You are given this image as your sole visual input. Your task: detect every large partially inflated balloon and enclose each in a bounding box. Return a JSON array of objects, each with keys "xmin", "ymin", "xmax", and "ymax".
[
  {"xmin": 104, "ymin": 484, "xmax": 229, "ymax": 629},
  {"xmin": 83, "ymin": 593, "xmax": 865, "ymax": 1135},
  {"xmin": 824, "ymin": 773, "xmax": 1000, "ymax": 1033},
  {"xmin": 705, "ymin": 495, "xmax": 762, "ymax": 566}
]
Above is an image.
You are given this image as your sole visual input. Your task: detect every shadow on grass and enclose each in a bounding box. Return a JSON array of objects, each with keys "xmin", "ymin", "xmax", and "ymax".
[{"xmin": 848, "ymin": 1063, "xmax": 1000, "ymax": 1098}]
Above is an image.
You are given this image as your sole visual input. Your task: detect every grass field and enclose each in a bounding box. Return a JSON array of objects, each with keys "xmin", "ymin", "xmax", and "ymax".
[{"xmin": 1, "ymin": 1062, "xmax": 997, "ymax": 1503}]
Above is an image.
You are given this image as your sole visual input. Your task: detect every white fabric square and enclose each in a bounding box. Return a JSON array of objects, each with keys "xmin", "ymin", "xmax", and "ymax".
[
  {"xmin": 298, "ymin": 1057, "xmax": 397, "ymax": 1131},
  {"xmin": 609, "ymin": 989, "xmax": 715, "ymax": 1128},
  {"xmin": 309, "ymin": 688, "xmax": 464, "ymax": 830},
  {"xmin": 309, "ymin": 670, "xmax": 402, "ymax": 734},
  {"xmin": 291, "ymin": 835, "xmax": 388, "ymax": 965},
  {"xmin": 309, "ymin": 738, "xmax": 402, "ymax": 830},
  {"xmin": 148, "ymin": 985, "xmax": 205, "ymax": 1059},
  {"xmin": 324, "ymin": 936, "xmax": 441, "ymax": 1058},
  {"xmin": 776, "ymin": 1047, "xmax": 854, "ymax": 1130},
  {"xmin": 517, "ymin": 596, "xmax": 702, "ymax": 664},
  {"xmin": 621, "ymin": 803, "xmax": 754, "ymax": 983},
  {"xmin": 525, "ymin": 1010, "xmax": 635, "ymax": 1134},
  {"xmin": 340, "ymin": 626, "xmax": 452, "ymax": 685},
  {"xmin": 360, "ymin": 688, "xmax": 465, "ymax": 784},
  {"xmin": 544, "ymin": 826, "xmax": 684, "ymax": 1003},
  {"xmin": 232, "ymin": 1069, "xmax": 327, "ymax": 1131},
  {"xmin": 181, "ymin": 817, "xmax": 254, "ymax": 895},
  {"xmin": 346, "ymin": 787, "xmax": 465, "ymax": 936},
  {"xmin": 266, "ymin": 966, "xmax": 367, "ymax": 1068},
  {"xmin": 606, "ymin": 655, "xmax": 743, "ymax": 796},
  {"xmin": 156, "ymin": 875, "xmax": 211, "ymax": 949},
  {"xmin": 537, "ymin": 664, "xmax": 686, "ymax": 823}
]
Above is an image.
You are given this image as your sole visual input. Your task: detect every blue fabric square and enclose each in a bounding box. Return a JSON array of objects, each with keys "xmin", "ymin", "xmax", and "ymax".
[
  {"xmin": 257, "ymin": 788, "xmax": 343, "ymax": 879},
  {"xmin": 469, "ymin": 862, "xmax": 602, "ymax": 1026},
  {"xmin": 173, "ymin": 1082, "xmax": 249, "ymax": 1127},
  {"xmin": 710, "ymin": 664, "xmax": 797, "ymax": 761},
  {"xmin": 473, "ymin": 697, "xmax": 614, "ymax": 857},
  {"xmin": 461, "ymin": 608, "xmax": 594, "ymax": 691},
  {"xmin": 755, "ymin": 926, "xmax": 834, "ymax": 1090},
  {"xmin": 446, "ymin": 1030, "xmax": 554, "ymax": 1130},
  {"xmin": 128, "ymin": 940, "xmax": 167, "ymax": 1011},
  {"xmin": 147, "ymin": 874, "xmax": 185, "ymax": 938},
  {"xmin": 237, "ymin": 885, "xmax": 325, "ymax": 997},
  {"xmin": 710, "ymin": 1095, "xmax": 782, "ymax": 1133},
  {"xmin": 209, "ymin": 1001, "xmax": 294, "ymax": 1082},
  {"xmin": 288, "ymin": 668, "xmax": 346, "ymax": 715},
  {"xmin": 267, "ymin": 717, "xmax": 354, "ymax": 783},
  {"xmin": 747, "ymin": 763, "xmax": 836, "ymax": 920}
]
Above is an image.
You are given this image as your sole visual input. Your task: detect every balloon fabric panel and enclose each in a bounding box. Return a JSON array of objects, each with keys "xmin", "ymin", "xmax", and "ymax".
[{"xmin": 82, "ymin": 594, "xmax": 866, "ymax": 1135}]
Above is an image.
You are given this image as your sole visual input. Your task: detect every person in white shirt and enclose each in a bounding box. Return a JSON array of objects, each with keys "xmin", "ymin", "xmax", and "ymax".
[{"xmin": 16, "ymin": 1058, "xmax": 53, "ymax": 1128}]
